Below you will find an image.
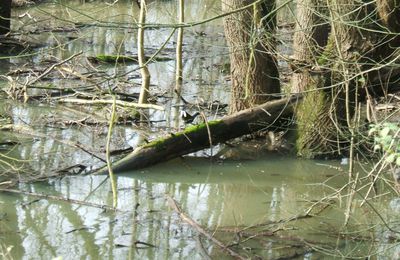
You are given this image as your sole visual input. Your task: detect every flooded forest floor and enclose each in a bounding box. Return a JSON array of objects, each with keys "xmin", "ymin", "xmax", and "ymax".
[{"xmin": 0, "ymin": 0, "xmax": 400, "ymax": 259}]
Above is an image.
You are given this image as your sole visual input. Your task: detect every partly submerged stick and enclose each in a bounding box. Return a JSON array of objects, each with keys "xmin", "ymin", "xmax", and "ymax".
[
  {"xmin": 57, "ymin": 98, "xmax": 164, "ymax": 110},
  {"xmin": 166, "ymin": 195, "xmax": 246, "ymax": 260},
  {"xmin": 106, "ymin": 95, "xmax": 118, "ymax": 208}
]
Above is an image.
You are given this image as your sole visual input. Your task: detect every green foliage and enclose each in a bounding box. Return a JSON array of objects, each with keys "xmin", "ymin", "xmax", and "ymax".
[{"xmin": 369, "ymin": 122, "xmax": 400, "ymax": 165}]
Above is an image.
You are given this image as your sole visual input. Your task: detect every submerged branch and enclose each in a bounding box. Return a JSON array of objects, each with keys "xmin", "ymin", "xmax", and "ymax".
[
  {"xmin": 0, "ymin": 188, "xmax": 121, "ymax": 212},
  {"xmin": 167, "ymin": 195, "xmax": 246, "ymax": 260},
  {"xmin": 57, "ymin": 98, "xmax": 164, "ymax": 110}
]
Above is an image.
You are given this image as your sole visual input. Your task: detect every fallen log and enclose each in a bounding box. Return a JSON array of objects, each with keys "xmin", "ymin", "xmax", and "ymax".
[{"xmin": 97, "ymin": 95, "xmax": 301, "ymax": 174}]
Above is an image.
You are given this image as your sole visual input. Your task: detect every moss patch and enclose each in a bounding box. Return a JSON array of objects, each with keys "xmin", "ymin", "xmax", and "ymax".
[
  {"xmin": 91, "ymin": 55, "xmax": 138, "ymax": 63},
  {"xmin": 296, "ymin": 90, "xmax": 328, "ymax": 158},
  {"xmin": 142, "ymin": 120, "xmax": 223, "ymax": 150}
]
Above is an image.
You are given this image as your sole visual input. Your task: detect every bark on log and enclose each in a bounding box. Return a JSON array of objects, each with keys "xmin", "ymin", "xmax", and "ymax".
[{"xmin": 97, "ymin": 95, "xmax": 300, "ymax": 174}]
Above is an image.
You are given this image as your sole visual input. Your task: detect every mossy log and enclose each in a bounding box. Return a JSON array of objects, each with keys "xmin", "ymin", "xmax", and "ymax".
[
  {"xmin": 97, "ymin": 95, "xmax": 300, "ymax": 174},
  {"xmin": 87, "ymin": 54, "xmax": 172, "ymax": 64}
]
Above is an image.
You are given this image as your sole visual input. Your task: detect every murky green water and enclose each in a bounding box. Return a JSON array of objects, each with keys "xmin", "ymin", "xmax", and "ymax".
[
  {"xmin": 1, "ymin": 156, "xmax": 400, "ymax": 259},
  {"xmin": 1, "ymin": 0, "xmax": 400, "ymax": 259}
]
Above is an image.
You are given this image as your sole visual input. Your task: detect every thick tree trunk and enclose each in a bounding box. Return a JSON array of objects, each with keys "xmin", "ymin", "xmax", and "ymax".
[
  {"xmin": 222, "ymin": 0, "xmax": 280, "ymax": 113},
  {"xmin": 291, "ymin": 0, "xmax": 331, "ymax": 158},
  {"xmin": 96, "ymin": 96, "xmax": 300, "ymax": 173},
  {"xmin": 291, "ymin": 0, "xmax": 328, "ymax": 93},
  {"xmin": 0, "ymin": 0, "xmax": 11, "ymax": 35},
  {"xmin": 295, "ymin": 0, "xmax": 400, "ymax": 158},
  {"xmin": 376, "ymin": 0, "xmax": 400, "ymax": 34}
]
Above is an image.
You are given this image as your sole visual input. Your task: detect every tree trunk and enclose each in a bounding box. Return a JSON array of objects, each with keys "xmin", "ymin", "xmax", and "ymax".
[
  {"xmin": 222, "ymin": 0, "xmax": 280, "ymax": 113},
  {"xmin": 291, "ymin": 0, "xmax": 332, "ymax": 158},
  {"xmin": 291, "ymin": 0, "xmax": 328, "ymax": 93},
  {"xmin": 0, "ymin": 0, "xmax": 11, "ymax": 35},
  {"xmin": 295, "ymin": 0, "xmax": 400, "ymax": 158},
  {"xmin": 376, "ymin": 0, "xmax": 400, "ymax": 34}
]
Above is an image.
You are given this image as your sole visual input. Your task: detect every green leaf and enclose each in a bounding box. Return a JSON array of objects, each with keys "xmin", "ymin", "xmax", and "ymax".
[
  {"xmin": 380, "ymin": 127, "xmax": 391, "ymax": 138},
  {"xmin": 368, "ymin": 127, "xmax": 376, "ymax": 136},
  {"xmin": 386, "ymin": 153, "xmax": 396, "ymax": 163},
  {"xmin": 373, "ymin": 144, "xmax": 381, "ymax": 151},
  {"xmin": 396, "ymin": 156, "xmax": 400, "ymax": 166}
]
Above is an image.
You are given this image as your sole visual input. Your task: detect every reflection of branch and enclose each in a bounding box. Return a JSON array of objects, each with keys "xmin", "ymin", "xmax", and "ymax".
[
  {"xmin": 0, "ymin": 188, "xmax": 121, "ymax": 212},
  {"xmin": 220, "ymin": 199, "xmax": 335, "ymax": 233},
  {"xmin": 166, "ymin": 195, "xmax": 246, "ymax": 260},
  {"xmin": 0, "ymin": 124, "xmax": 106, "ymax": 162}
]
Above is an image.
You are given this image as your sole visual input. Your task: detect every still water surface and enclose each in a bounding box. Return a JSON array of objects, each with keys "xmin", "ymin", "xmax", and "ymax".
[
  {"xmin": 1, "ymin": 0, "xmax": 400, "ymax": 259},
  {"xmin": 2, "ymin": 156, "xmax": 395, "ymax": 259}
]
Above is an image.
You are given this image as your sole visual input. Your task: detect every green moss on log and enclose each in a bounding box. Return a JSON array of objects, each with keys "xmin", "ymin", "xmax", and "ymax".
[
  {"xmin": 142, "ymin": 120, "xmax": 223, "ymax": 150},
  {"xmin": 94, "ymin": 55, "xmax": 138, "ymax": 63}
]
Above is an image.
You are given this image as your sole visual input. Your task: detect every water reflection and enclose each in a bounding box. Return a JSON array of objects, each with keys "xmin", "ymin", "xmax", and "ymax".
[
  {"xmin": 1, "ymin": 156, "xmax": 382, "ymax": 259},
  {"xmin": 1, "ymin": 0, "xmax": 399, "ymax": 259}
]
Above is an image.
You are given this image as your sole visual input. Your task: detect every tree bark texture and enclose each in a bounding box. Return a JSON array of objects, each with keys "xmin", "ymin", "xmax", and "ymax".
[
  {"xmin": 376, "ymin": 0, "xmax": 400, "ymax": 34},
  {"xmin": 0, "ymin": 0, "xmax": 11, "ymax": 35},
  {"xmin": 222, "ymin": 0, "xmax": 280, "ymax": 114},
  {"xmin": 295, "ymin": 0, "xmax": 400, "ymax": 158},
  {"xmin": 291, "ymin": 0, "xmax": 329, "ymax": 93}
]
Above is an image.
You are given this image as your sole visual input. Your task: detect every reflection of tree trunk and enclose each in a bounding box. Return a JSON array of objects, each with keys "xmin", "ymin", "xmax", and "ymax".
[
  {"xmin": 222, "ymin": 0, "xmax": 280, "ymax": 113},
  {"xmin": 3, "ymin": 197, "xmax": 25, "ymax": 258},
  {"xmin": 0, "ymin": 0, "xmax": 11, "ymax": 35}
]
